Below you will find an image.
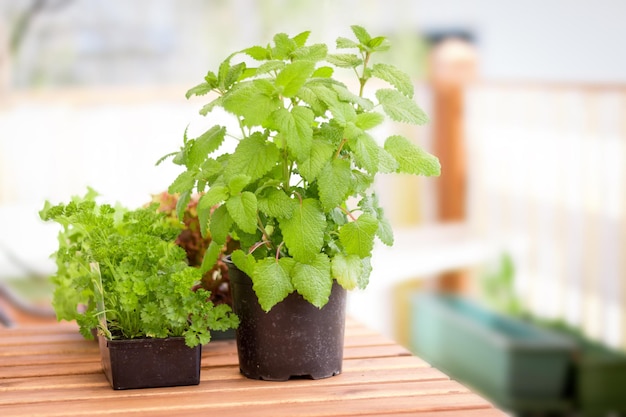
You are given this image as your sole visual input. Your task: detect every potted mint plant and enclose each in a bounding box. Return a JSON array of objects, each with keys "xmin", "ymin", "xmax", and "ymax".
[
  {"xmin": 40, "ymin": 191, "xmax": 239, "ymax": 389},
  {"xmin": 160, "ymin": 25, "xmax": 440, "ymax": 380}
]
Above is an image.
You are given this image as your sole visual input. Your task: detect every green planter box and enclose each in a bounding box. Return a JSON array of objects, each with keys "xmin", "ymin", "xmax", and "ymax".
[
  {"xmin": 576, "ymin": 345, "xmax": 626, "ymax": 417},
  {"xmin": 410, "ymin": 293, "xmax": 577, "ymax": 414},
  {"xmin": 531, "ymin": 320, "xmax": 626, "ymax": 417}
]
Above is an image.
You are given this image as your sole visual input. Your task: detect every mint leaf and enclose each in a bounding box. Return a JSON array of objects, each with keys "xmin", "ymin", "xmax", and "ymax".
[
  {"xmin": 225, "ymin": 132, "xmax": 279, "ymax": 182},
  {"xmin": 358, "ymin": 257, "xmax": 372, "ymax": 289},
  {"xmin": 228, "ymin": 175, "xmax": 251, "ymax": 195},
  {"xmin": 377, "ymin": 215, "xmax": 394, "ymax": 246},
  {"xmin": 292, "ymin": 31, "xmax": 310, "ymax": 47},
  {"xmin": 256, "ymin": 60, "xmax": 285, "ymax": 76},
  {"xmin": 280, "ymin": 199, "xmax": 325, "ymax": 262},
  {"xmin": 275, "ymin": 61, "xmax": 315, "ymax": 97},
  {"xmin": 200, "ymin": 241, "xmax": 222, "ymax": 273},
  {"xmin": 317, "ymin": 158, "xmax": 352, "ymax": 211},
  {"xmin": 222, "ymin": 80, "xmax": 280, "ymax": 125},
  {"xmin": 291, "ymin": 254, "xmax": 332, "ymax": 308},
  {"xmin": 188, "ymin": 125, "xmax": 226, "ymax": 168},
  {"xmin": 339, "ymin": 213, "xmax": 378, "ymax": 258},
  {"xmin": 243, "ymin": 45, "xmax": 269, "ymax": 60},
  {"xmin": 372, "ymin": 63, "xmax": 414, "ymax": 98},
  {"xmin": 336, "ymin": 37, "xmax": 359, "ymax": 49},
  {"xmin": 298, "ymin": 139, "xmax": 334, "ymax": 182},
  {"xmin": 271, "ymin": 106, "xmax": 314, "ymax": 161},
  {"xmin": 331, "ymin": 253, "xmax": 362, "ymax": 290},
  {"xmin": 312, "ymin": 66, "xmax": 334, "ymax": 78},
  {"xmin": 355, "ymin": 112, "xmax": 385, "ymax": 130},
  {"xmin": 197, "ymin": 187, "xmax": 228, "ymax": 236},
  {"xmin": 292, "ymin": 44, "xmax": 328, "ymax": 62},
  {"xmin": 332, "ymin": 84, "xmax": 374, "ymax": 111},
  {"xmin": 210, "ymin": 205, "xmax": 233, "ymax": 245},
  {"xmin": 253, "ymin": 258, "xmax": 295, "ymax": 311},
  {"xmin": 384, "ymin": 135, "xmax": 441, "ymax": 176},
  {"xmin": 272, "ymin": 33, "xmax": 297, "ymax": 59},
  {"xmin": 168, "ymin": 171, "xmax": 196, "ymax": 194},
  {"xmin": 376, "ymin": 89, "xmax": 429, "ymax": 125},
  {"xmin": 231, "ymin": 249, "xmax": 256, "ymax": 277},
  {"xmin": 226, "ymin": 191, "xmax": 258, "ymax": 234},
  {"xmin": 326, "ymin": 53, "xmax": 363, "ymax": 68},
  {"xmin": 257, "ymin": 188, "xmax": 297, "ymax": 218},
  {"xmin": 351, "ymin": 25, "xmax": 372, "ymax": 45},
  {"xmin": 185, "ymin": 82, "xmax": 213, "ymax": 99},
  {"xmin": 328, "ymin": 101, "xmax": 357, "ymax": 126},
  {"xmin": 349, "ymin": 133, "xmax": 380, "ymax": 174},
  {"xmin": 176, "ymin": 191, "xmax": 191, "ymax": 220}
]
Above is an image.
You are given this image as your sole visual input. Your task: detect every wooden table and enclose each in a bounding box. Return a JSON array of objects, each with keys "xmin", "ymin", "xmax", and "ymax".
[{"xmin": 0, "ymin": 320, "xmax": 506, "ymax": 417}]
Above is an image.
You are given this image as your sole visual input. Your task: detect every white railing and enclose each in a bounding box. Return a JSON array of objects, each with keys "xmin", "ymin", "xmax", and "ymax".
[{"xmin": 465, "ymin": 82, "xmax": 626, "ymax": 348}]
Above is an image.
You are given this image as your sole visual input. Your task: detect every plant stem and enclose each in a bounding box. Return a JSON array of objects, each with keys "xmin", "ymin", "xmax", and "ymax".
[{"xmin": 358, "ymin": 51, "xmax": 371, "ymax": 97}]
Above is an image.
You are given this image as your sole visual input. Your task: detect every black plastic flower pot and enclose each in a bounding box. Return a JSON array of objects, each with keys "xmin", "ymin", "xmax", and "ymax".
[
  {"xmin": 225, "ymin": 256, "xmax": 347, "ymax": 381},
  {"xmin": 98, "ymin": 335, "xmax": 202, "ymax": 390}
]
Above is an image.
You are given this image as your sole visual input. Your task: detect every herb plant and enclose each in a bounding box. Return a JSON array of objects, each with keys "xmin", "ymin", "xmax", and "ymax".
[
  {"xmin": 40, "ymin": 190, "xmax": 239, "ymax": 347},
  {"xmin": 151, "ymin": 191, "xmax": 237, "ymax": 306},
  {"xmin": 161, "ymin": 26, "xmax": 440, "ymax": 312}
]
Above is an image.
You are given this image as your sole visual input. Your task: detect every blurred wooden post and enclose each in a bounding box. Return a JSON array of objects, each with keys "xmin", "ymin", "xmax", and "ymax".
[{"xmin": 429, "ymin": 37, "xmax": 477, "ymax": 293}]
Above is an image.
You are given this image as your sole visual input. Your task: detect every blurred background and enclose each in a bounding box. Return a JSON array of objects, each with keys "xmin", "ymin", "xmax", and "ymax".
[{"xmin": 1, "ymin": 0, "xmax": 625, "ymax": 410}]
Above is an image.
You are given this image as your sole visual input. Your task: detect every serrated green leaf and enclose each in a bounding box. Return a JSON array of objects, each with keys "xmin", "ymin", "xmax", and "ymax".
[
  {"xmin": 349, "ymin": 133, "xmax": 379, "ymax": 174},
  {"xmin": 297, "ymin": 85, "xmax": 328, "ymax": 115},
  {"xmin": 312, "ymin": 66, "xmax": 334, "ymax": 78},
  {"xmin": 292, "ymin": 31, "xmax": 310, "ymax": 47},
  {"xmin": 298, "ymin": 139, "xmax": 335, "ymax": 182},
  {"xmin": 175, "ymin": 190, "xmax": 192, "ymax": 221},
  {"xmin": 228, "ymin": 175, "xmax": 251, "ymax": 195},
  {"xmin": 331, "ymin": 253, "xmax": 362, "ymax": 290},
  {"xmin": 197, "ymin": 187, "xmax": 228, "ymax": 236},
  {"xmin": 332, "ymin": 84, "xmax": 374, "ymax": 110},
  {"xmin": 257, "ymin": 188, "xmax": 297, "ymax": 218},
  {"xmin": 231, "ymin": 249, "xmax": 256, "ymax": 277},
  {"xmin": 243, "ymin": 45, "xmax": 269, "ymax": 60},
  {"xmin": 199, "ymin": 96, "xmax": 224, "ymax": 116},
  {"xmin": 224, "ymin": 62, "xmax": 246, "ymax": 89},
  {"xmin": 273, "ymin": 33, "xmax": 297, "ymax": 59},
  {"xmin": 317, "ymin": 158, "xmax": 353, "ymax": 211},
  {"xmin": 372, "ymin": 63, "xmax": 414, "ymax": 98},
  {"xmin": 222, "ymin": 80, "xmax": 280, "ymax": 125},
  {"xmin": 271, "ymin": 106, "xmax": 314, "ymax": 160},
  {"xmin": 358, "ymin": 257, "xmax": 372, "ymax": 289},
  {"xmin": 355, "ymin": 112, "xmax": 385, "ymax": 130},
  {"xmin": 326, "ymin": 53, "xmax": 363, "ymax": 68},
  {"xmin": 378, "ymin": 147, "xmax": 399, "ymax": 173},
  {"xmin": 336, "ymin": 37, "xmax": 359, "ymax": 49},
  {"xmin": 256, "ymin": 60, "xmax": 285, "ymax": 76},
  {"xmin": 168, "ymin": 171, "xmax": 196, "ymax": 194},
  {"xmin": 276, "ymin": 61, "xmax": 316, "ymax": 97},
  {"xmin": 199, "ymin": 158, "xmax": 222, "ymax": 182},
  {"xmin": 185, "ymin": 82, "xmax": 213, "ymax": 99},
  {"xmin": 329, "ymin": 101, "xmax": 357, "ymax": 126},
  {"xmin": 209, "ymin": 205, "xmax": 233, "ymax": 245},
  {"xmin": 252, "ymin": 258, "xmax": 295, "ymax": 311},
  {"xmin": 339, "ymin": 213, "xmax": 378, "ymax": 258},
  {"xmin": 351, "ymin": 25, "xmax": 372, "ymax": 45},
  {"xmin": 280, "ymin": 199, "xmax": 325, "ymax": 262},
  {"xmin": 376, "ymin": 214, "xmax": 394, "ymax": 246},
  {"xmin": 384, "ymin": 135, "xmax": 441, "ymax": 176},
  {"xmin": 376, "ymin": 89, "xmax": 429, "ymax": 125},
  {"xmin": 188, "ymin": 125, "xmax": 226, "ymax": 168},
  {"xmin": 200, "ymin": 241, "xmax": 222, "ymax": 273},
  {"xmin": 292, "ymin": 44, "xmax": 328, "ymax": 62},
  {"xmin": 291, "ymin": 254, "xmax": 332, "ymax": 308},
  {"xmin": 226, "ymin": 191, "xmax": 257, "ymax": 234},
  {"xmin": 225, "ymin": 132, "xmax": 279, "ymax": 181}
]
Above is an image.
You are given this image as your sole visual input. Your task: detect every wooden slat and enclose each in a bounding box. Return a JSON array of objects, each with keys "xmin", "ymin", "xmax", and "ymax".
[{"xmin": 0, "ymin": 319, "xmax": 506, "ymax": 417}]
